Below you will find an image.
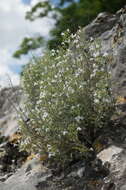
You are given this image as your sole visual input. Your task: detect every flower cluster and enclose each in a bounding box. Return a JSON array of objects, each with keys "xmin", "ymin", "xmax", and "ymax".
[{"xmin": 19, "ymin": 29, "xmax": 115, "ymax": 163}]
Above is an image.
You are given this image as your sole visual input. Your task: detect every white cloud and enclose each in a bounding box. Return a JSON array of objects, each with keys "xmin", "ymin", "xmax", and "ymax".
[
  {"xmin": 31, "ymin": 0, "xmax": 48, "ymax": 7},
  {"xmin": 0, "ymin": 0, "xmax": 55, "ymax": 87}
]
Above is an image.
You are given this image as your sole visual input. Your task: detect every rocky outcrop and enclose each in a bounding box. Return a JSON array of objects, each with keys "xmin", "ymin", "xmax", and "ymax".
[
  {"xmin": 84, "ymin": 12, "xmax": 118, "ymax": 39},
  {"xmin": 0, "ymin": 159, "xmax": 53, "ymax": 190},
  {"xmin": 84, "ymin": 6, "xmax": 126, "ymax": 96},
  {"xmin": 98, "ymin": 146, "xmax": 126, "ymax": 190},
  {"xmin": 0, "ymin": 87, "xmax": 22, "ymax": 137},
  {"xmin": 0, "ymin": 87, "xmax": 29, "ymax": 185}
]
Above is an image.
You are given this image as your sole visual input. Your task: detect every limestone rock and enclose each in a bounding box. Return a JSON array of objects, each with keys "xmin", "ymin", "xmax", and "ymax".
[
  {"xmin": 0, "ymin": 159, "xmax": 52, "ymax": 190},
  {"xmin": 84, "ymin": 12, "xmax": 118, "ymax": 39},
  {"xmin": 0, "ymin": 87, "xmax": 22, "ymax": 137},
  {"xmin": 98, "ymin": 146, "xmax": 126, "ymax": 189},
  {"xmin": 84, "ymin": 6, "xmax": 126, "ymax": 96}
]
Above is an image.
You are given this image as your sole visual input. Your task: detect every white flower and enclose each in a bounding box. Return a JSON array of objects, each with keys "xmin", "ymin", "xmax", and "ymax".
[
  {"xmin": 71, "ymin": 33, "xmax": 76, "ymax": 39},
  {"xmin": 47, "ymin": 144, "xmax": 52, "ymax": 151},
  {"xmin": 93, "ymin": 51, "xmax": 100, "ymax": 57},
  {"xmin": 42, "ymin": 112, "xmax": 48, "ymax": 120},
  {"xmin": 103, "ymin": 52, "xmax": 108, "ymax": 57},
  {"xmin": 59, "ymin": 68, "xmax": 64, "ymax": 73},
  {"xmin": 73, "ymin": 39, "xmax": 79, "ymax": 44},
  {"xmin": 48, "ymin": 152, "xmax": 55, "ymax": 158},
  {"xmin": 61, "ymin": 32, "xmax": 65, "ymax": 36},
  {"xmin": 55, "ymin": 56, "xmax": 61, "ymax": 60},
  {"xmin": 89, "ymin": 45, "xmax": 95, "ymax": 51},
  {"xmin": 40, "ymin": 91, "xmax": 46, "ymax": 98},
  {"xmin": 34, "ymin": 82, "xmax": 38, "ymax": 86},
  {"xmin": 90, "ymin": 58, "xmax": 94, "ymax": 61},
  {"xmin": 90, "ymin": 37, "xmax": 94, "ymax": 42},
  {"xmin": 76, "ymin": 44, "xmax": 80, "ymax": 48},
  {"xmin": 61, "ymin": 42, "xmax": 65, "ymax": 45},
  {"xmin": 51, "ymin": 49, "xmax": 56, "ymax": 56},
  {"xmin": 75, "ymin": 68, "xmax": 83, "ymax": 77},
  {"xmin": 36, "ymin": 100, "xmax": 42, "ymax": 105},
  {"xmin": 75, "ymin": 116, "xmax": 84, "ymax": 122},
  {"xmin": 77, "ymin": 127, "xmax": 81, "ymax": 131},
  {"xmin": 63, "ymin": 131, "xmax": 68, "ymax": 135},
  {"xmin": 68, "ymin": 87, "xmax": 74, "ymax": 93},
  {"xmin": 51, "ymin": 79, "xmax": 57, "ymax": 83},
  {"xmin": 94, "ymin": 98, "xmax": 99, "ymax": 103},
  {"xmin": 54, "ymin": 74, "xmax": 58, "ymax": 78},
  {"xmin": 78, "ymin": 29, "xmax": 81, "ymax": 33},
  {"xmin": 71, "ymin": 106, "xmax": 75, "ymax": 110}
]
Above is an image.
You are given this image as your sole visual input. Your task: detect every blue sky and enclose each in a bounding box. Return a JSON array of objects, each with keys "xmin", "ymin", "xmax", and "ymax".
[
  {"xmin": 0, "ymin": 0, "xmax": 55, "ymax": 87},
  {"xmin": 22, "ymin": 0, "xmax": 31, "ymax": 4}
]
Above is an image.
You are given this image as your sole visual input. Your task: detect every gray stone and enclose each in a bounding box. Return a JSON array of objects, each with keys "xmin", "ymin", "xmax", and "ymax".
[
  {"xmin": 0, "ymin": 87, "xmax": 23, "ymax": 137},
  {"xmin": 77, "ymin": 167, "xmax": 85, "ymax": 178},
  {"xmin": 83, "ymin": 6, "xmax": 126, "ymax": 96},
  {"xmin": 0, "ymin": 159, "xmax": 52, "ymax": 190},
  {"xmin": 98, "ymin": 147, "xmax": 126, "ymax": 189},
  {"xmin": 97, "ymin": 145, "xmax": 123, "ymax": 164},
  {"xmin": 84, "ymin": 12, "xmax": 117, "ymax": 39},
  {"xmin": 120, "ymin": 185, "xmax": 126, "ymax": 190}
]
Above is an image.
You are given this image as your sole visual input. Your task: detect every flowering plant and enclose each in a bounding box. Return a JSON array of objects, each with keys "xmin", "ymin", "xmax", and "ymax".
[{"xmin": 19, "ymin": 29, "xmax": 115, "ymax": 164}]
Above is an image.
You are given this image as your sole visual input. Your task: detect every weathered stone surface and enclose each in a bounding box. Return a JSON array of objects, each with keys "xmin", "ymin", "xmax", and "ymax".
[
  {"xmin": 0, "ymin": 159, "xmax": 52, "ymax": 190},
  {"xmin": 84, "ymin": 12, "xmax": 118, "ymax": 39},
  {"xmin": 98, "ymin": 147, "xmax": 126, "ymax": 189},
  {"xmin": 84, "ymin": 6, "xmax": 126, "ymax": 96},
  {"xmin": 0, "ymin": 87, "xmax": 22, "ymax": 137},
  {"xmin": 98, "ymin": 145, "xmax": 123, "ymax": 164}
]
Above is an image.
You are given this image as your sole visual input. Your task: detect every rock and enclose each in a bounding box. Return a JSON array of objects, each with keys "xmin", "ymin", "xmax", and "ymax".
[
  {"xmin": 67, "ymin": 164, "xmax": 86, "ymax": 178},
  {"xmin": 84, "ymin": 12, "xmax": 118, "ymax": 39},
  {"xmin": 0, "ymin": 173, "xmax": 13, "ymax": 182},
  {"xmin": 0, "ymin": 159, "xmax": 52, "ymax": 190},
  {"xmin": 98, "ymin": 146, "xmax": 126, "ymax": 189},
  {"xmin": 120, "ymin": 185, "xmax": 126, "ymax": 190},
  {"xmin": 77, "ymin": 167, "xmax": 85, "ymax": 178},
  {"xmin": 83, "ymin": 6, "xmax": 126, "ymax": 97},
  {"xmin": 98, "ymin": 145, "xmax": 123, "ymax": 164},
  {"xmin": 112, "ymin": 44, "xmax": 126, "ymax": 95},
  {"xmin": 0, "ymin": 87, "xmax": 23, "ymax": 137}
]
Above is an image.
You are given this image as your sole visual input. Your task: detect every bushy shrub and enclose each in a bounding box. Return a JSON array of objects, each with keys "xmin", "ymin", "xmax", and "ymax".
[{"xmin": 19, "ymin": 29, "xmax": 115, "ymax": 164}]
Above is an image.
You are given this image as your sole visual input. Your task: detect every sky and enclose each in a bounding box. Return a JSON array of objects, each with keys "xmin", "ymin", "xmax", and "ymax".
[
  {"xmin": 22, "ymin": 0, "xmax": 31, "ymax": 4},
  {"xmin": 0, "ymin": 0, "xmax": 55, "ymax": 87}
]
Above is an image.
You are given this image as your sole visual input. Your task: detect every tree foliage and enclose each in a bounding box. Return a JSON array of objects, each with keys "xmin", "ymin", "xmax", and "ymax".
[
  {"xmin": 25, "ymin": 1, "xmax": 52, "ymax": 21},
  {"xmin": 13, "ymin": 36, "xmax": 44, "ymax": 58},
  {"xmin": 14, "ymin": 0, "xmax": 126, "ymax": 58}
]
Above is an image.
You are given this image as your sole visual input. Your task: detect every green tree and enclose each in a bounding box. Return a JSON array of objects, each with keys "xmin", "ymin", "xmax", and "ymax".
[
  {"xmin": 13, "ymin": 36, "xmax": 44, "ymax": 58},
  {"xmin": 13, "ymin": 0, "xmax": 126, "ymax": 58}
]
